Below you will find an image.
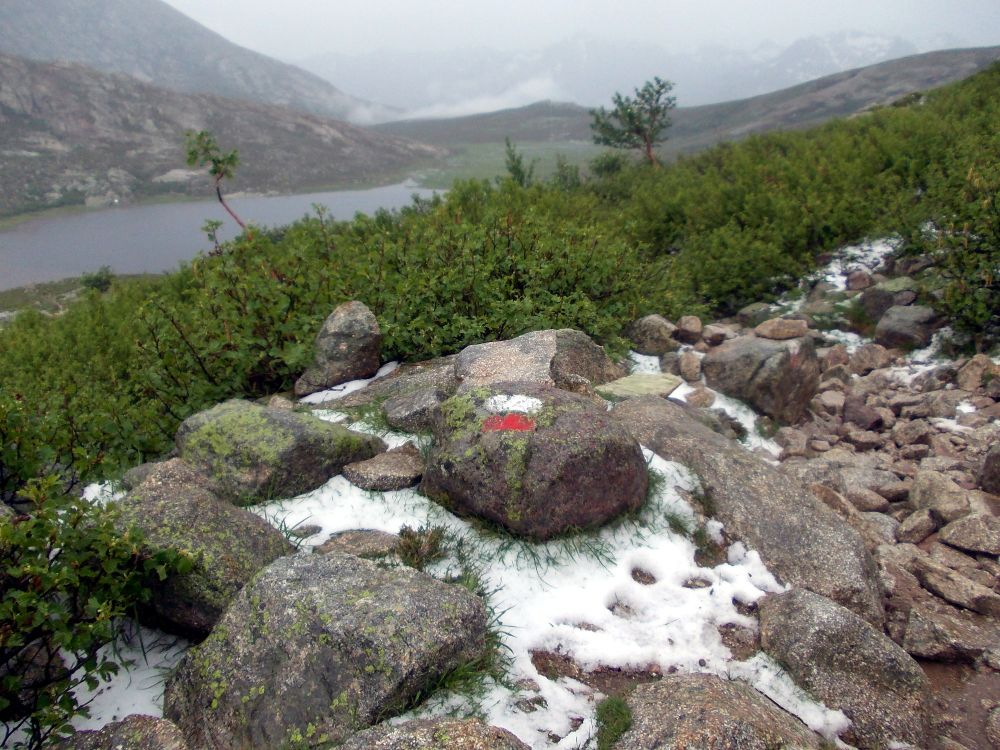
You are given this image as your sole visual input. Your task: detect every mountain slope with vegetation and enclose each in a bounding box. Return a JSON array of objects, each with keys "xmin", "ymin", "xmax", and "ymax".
[
  {"xmin": 0, "ymin": 0, "xmax": 395, "ymax": 123},
  {"xmin": 0, "ymin": 53, "xmax": 443, "ymax": 218},
  {"xmin": 375, "ymin": 45, "xmax": 1000, "ymax": 158}
]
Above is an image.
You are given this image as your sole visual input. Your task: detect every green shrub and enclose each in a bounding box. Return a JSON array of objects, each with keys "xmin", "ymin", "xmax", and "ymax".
[
  {"xmin": 1, "ymin": 478, "xmax": 189, "ymax": 748},
  {"xmin": 79, "ymin": 266, "xmax": 114, "ymax": 293}
]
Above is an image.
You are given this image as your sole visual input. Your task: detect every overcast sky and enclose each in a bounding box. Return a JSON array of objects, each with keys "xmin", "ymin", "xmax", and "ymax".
[{"xmin": 161, "ymin": 0, "xmax": 1000, "ymax": 58}]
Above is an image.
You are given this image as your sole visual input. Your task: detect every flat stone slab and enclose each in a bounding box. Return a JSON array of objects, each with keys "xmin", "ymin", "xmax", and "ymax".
[
  {"xmin": 343, "ymin": 443, "xmax": 424, "ymax": 491},
  {"xmin": 596, "ymin": 372, "xmax": 682, "ymax": 400}
]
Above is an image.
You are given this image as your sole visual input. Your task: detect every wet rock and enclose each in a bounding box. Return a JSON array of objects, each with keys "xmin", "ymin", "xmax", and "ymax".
[
  {"xmin": 754, "ymin": 317, "xmax": 810, "ymax": 340},
  {"xmin": 850, "ymin": 343, "xmax": 893, "ymax": 375},
  {"xmin": 339, "ymin": 718, "xmax": 529, "ymax": 750},
  {"xmin": 454, "ymin": 329, "xmax": 624, "ymax": 391},
  {"xmin": 176, "ymin": 399, "xmax": 385, "ymax": 505},
  {"xmin": 627, "ymin": 315, "xmax": 680, "ymax": 355},
  {"xmin": 596, "ymin": 372, "xmax": 682, "ymax": 401},
  {"xmin": 164, "ymin": 553, "xmax": 488, "ymax": 749},
  {"xmin": 314, "ymin": 529, "xmax": 400, "ymax": 558},
  {"xmin": 674, "ymin": 315, "xmax": 703, "ymax": 344},
  {"xmin": 678, "ymin": 350, "xmax": 701, "ymax": 382},
  {"xmin": 614, "ymin": 397, "xmax": 883, "ymax": 624},
  {"xmin": 57, "ymin": 716, "xmax": 189, "ymax": 750},
  {"xmin": 702, "ymin": 335, "xmax": 821, "ymax": 424},
  {"xmin": 874, "ymin": 305, "xmax": 937, "ymax": 349},
  {"xmin": 896, "ymin": 509, "xmax": 938, "ymax": 544},
  {"xmin": 343, "ymin": 443, "xmax": 424, "ymax": 491},
  {"xmin": 294, "ymin": 301, "xmax": 382, "ymax": 397},
  {"xmin": 382, "ymin": 387, "xmax": 448, "ymax": 433},
  {"xmin": 115, "ymin": 459, "xmax": 294, "ymax": 637},
  {"xmin": 938, "ymin": 514, "xmax": 1000, "ymax": 556},
  {"xmin": 422, "ymin": 382, "xmax": 647, "ymax": 540},
  {"xmin": 759, "ymin": 589, "xmax": 928, "ymax": 750},
  {"xmin": 616, "ymin": 673, "xmax": 823, "ymax": 749}
]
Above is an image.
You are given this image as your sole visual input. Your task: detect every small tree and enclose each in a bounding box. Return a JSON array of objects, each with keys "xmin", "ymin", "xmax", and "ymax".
[
  {"xmin": 503, "ymin": 138, "xmax": 536, "ymax": 188},
  {"xmin": 590, "ymin": 77, "xmax": 676, "ymax": 166},
  {"xmin": 185, "ymin": 130, "xmax": 249, "ymax": 233}
]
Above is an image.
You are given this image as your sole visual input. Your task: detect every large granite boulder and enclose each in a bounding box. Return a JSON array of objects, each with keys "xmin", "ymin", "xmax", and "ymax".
[
  {"xmin": 56, "ymin": 716, "xmax": 189, "ymax": 750},
  {"xmin": 981, "ymin": 444, "xmax": 1000, "ymax": 494},
  {"xmin": 874, "ymin": 305, "xmax": 937, "ymax": 350},
  {"xmin": 702, "ymin": 335, "xmax": 821, "ymax": 424},
  {"xmin": 176, "ymin": 399, "xmax": 385, "ymax": 504},
  {"xmin": 422, "ymin": 382, "xmax": 647, "ymax": 540},
  {"xmin": 759, "ymin": 589, "xmax": 928, "ymax": 750},
  {"xmin": 616, "ymin": 674, "xmax": 823, "ymax": 749},
  {"xmin": 339, "ymin": 718, "xmax": 529, "ymax": 749},
  {"xmin": 294, "ymin": 300, "xmax": 382, "ymax": 397},
  {"xmin": 453, "ymin": 329, "xmax": 624, "ymax": 391},
  {"xmin": 115, "ymin": 459, "xmax": 293, "ymax": 637},
  {"xmin": 613, "ymin": 397, "xmax": 883, "ymax": 624},
  {"xmin": 164, "ymin": 553, "xmax": 488, "ymax": 749}
]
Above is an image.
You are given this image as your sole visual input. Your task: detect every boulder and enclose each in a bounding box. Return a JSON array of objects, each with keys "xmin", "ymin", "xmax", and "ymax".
[
  {"xmin": 678, "ymin": 350, "xmax": 701, "ymax": 382},
  {"xmin": 294, "ymin": 300, "xmax": 382, "ymax": 397},
  {"xmin": 613, "ymin": 397, "xmax": 883, "ymax": 624},
  {"xmin": 938, "ymin": 514, "xmax": 1000, "ymax": 556},
  {"xmin": 314, "ymin": 529, "xmax": 400, "ymax": 558},
  {"xmin": 902, "ymin": 600, "xmax": 1000, "ymax": 663},
  {"xmin": 846, "ymin": 269, "xmax": 873, "ymax": 290},
  {"xmin": 334, "ymin": 356, "xmax": 458, "ymax": 411},
  {"xmin": 338, "ymin": 718, "xmax": 529, "ymax": 750},
  {"xmin": 342, "ymin": 443, "xmax": 424, "ymax": 491},
  {"xmin": 737, "ymin": 302, "xmax": 773, "ymax": 327},
  {"xmin": 909, "ymin": 471, "xmax": 971, "ymax": 524},
  {"xmin": 626, "ymin": 315, "xmax": 679, "ymax": 355},
  {"xmin": 843, "ymin": 395, "xmax": 882, "ymax": 430},
  {"xmin": 874, "ymin": 305, "xmax": 937, "ymax": 349},
  {"xmin": 702, "ymin": 324, "xmax": 731, "ymax": 346},
  {"xmin": 595, "ymin": 372, "xmax": 682, "ymax": 401},
  {"xmin": 858, "ymin": 286, "xmax": 896, "ymax": 323},
  {"xmin": 895, "ymin": 509, "xmax": 938, "ymax": 544},
  {"xmin": 754, "ymin": 317, "xmax": 809, "ymax": 340},
  {"xmin": 382, "ymin": 387, "xmax": 449, "ymax": 433},
  {"xmin": 674, "ymin": 315, "xmax": 703, "ymax": 344},
  {"xmin": 615, "ymin": 673, "xmax": 823, "ymax": 750},
  {"xmin": 956, "ymin": 353, "xmax": 1000, "ymax": 391},
  {"xmin": 176, "ymin": 399, "xmax": 385, "ymax": 504},
  {"xmin": 702, "ymin": 335, "xmax": 821, "ymax": 424},
  {"xmin": 421, "ymin": 382, "xmax": 647, "ymax": 540},
  {"xmin": 980, "ymin": 444, "xmax": 1000, "ymax": 494},
  {"xmin": 164, "ymin": 553, "xmax": 488, "ymax": 749},
  {"xmin": 454, "ymin": 329, "xmax": 624, "ymax": 391},
  {"xmin": 56, "ymin": 716, "xmax": 189, "ymax": 750},
  {"xmin": 849, "ymin": 343, "xmax": 893, "ymax": 375},
  {"xmin": 759, "ymin": 589, "xmax": 927, "ymax": 750},
  {"xmin": 115, "ymin": 459, "xmax": 293, "ymax": 637},
  {"xmin": 911, "ymin": 556, "xmax": 1000, "ymax": 616}
]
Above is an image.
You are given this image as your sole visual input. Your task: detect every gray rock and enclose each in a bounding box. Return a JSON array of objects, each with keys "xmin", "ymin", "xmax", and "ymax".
[
  {"xmin": 658, "ymin": 351, "xmax": 681, "ymax": 376},
  {"xmin": 422, "ymin": 382, "xmax": 646, "ymax": 540},
  {"xmin": 314, "ymin": 529, "xmax": 400, "ymax": 558},
  {"xmin": 616, "ymin": 673, "xmax": 823, "ymax": 749},
  {"xmin": 759, "ymin": 589, "xmax": 927, "ymax": 750},
  {"xmin": 702, "ymin": 335, "xmax": 821, "ymax": 424},
  {"xmin": 737, "ymin": 302, "xmax": 773, "ymax": 327},
  {"xmin": 56, "ymin": 716, "xmax": 188, "ymax": 750},
  {"xmin": 980, "ymin": 444, "xmax": 1000, "ymax": 494},
  {"xmin": 176, "ymin": 399, "xmax": 385, "ymax": 505},
  {"xmin": 843, "ymin": 395, "xmax": 883, "ymax": 430},
  {"xmin": 849, "ymin": 343, "xmax": 893, "ymax": 375},
  {"xmin": 382, "ymin": 387, "xmax": 447, "ymax": 433},
  {"xmin": 902, "ymin": 601, "xmax": 999, "ymax": 663},
  {"xmin": 294, "ymin": 300, "xmax": 382, "ymax": 397},
  {"xmin": 938, "ymin": 514, "xmax": 1000, "ymax": 556},
  {"xmin": 702, "ymin": 324, "xmax": 731, "ymax": 346},
  {"xmin": 675, "ymin": 315, "xmax": 703, "ymax": 344},
  {"xmin": 678, "ymin": 350, "xmax": 701, "ymax": 382},
  {"xmin": 115, "ymin": 459, "xmax": 293, "ymax": 637},
  {"xmin": 164, "ymin": 553, "xmax": 488, "ymax": 749},
  {"xmin": 909, "ymin": 471, "xmax": 971, "ymax": 524},
  {"xmin": 343, "ymin": 443, "xmax": 424, "ymax": 491},
  {"xmin": 120, "ymin": 461, "xmax": 160, "ymax": 491},
  {"xmin": 613, "ymin": 397, "xmax": 884, "ymax": 624},
  {"xmin": 892, "ymin": 419, "xmax": 934, "ymax": 447},
  {"xmin": 858, "ymin": 286, "xmax": 896, "ymax": 323},
  {"xmin": 874, "ymin": 305, "xmax": 937, "ymax": 349},
  {"xmin": 956, "ymin": 354, "xmax": 1000, "ymax": 391},
  {"xmin": 454, "ymin": 329, "xmax": 624, "ymax": 391},
  {"xmin": 333, "ymin": 356, "xmax": 458, "ymax": 411},
  {"xmin": 339, "ymin": 718, "xmax": 529, "ymax": 750},
  {"xmin": 627, "ymin": 314, "xmax": 679, "ymax": 355},
  {"xmin": 895, "ymin": 509, "xmax": 938, "ymax": 544},
  {"xmin": 912, "ymin": 556, "xmax": 1000, "ymax": 616},
  {"xmin": 859, "ymin": 513, "xmax": 899, "ymax": 545},
  {"xmin": 596, "ymin": 372, "xmax": 683, "ymax": 401}
]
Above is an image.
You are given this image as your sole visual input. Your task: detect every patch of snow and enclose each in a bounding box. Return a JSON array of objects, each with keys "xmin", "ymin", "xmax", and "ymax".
[
  {"xmin": 82, "ymin": 482, "xmax": 125, "ymax": 507},
  {"xmin": 298, "ymin": 361, "xmax": 399, "ymax": 404},
  {"xmin": 627, "ymin": 351, "xmax": 661, "ymax": 374},
  {"xmin": 929, "ymin": 418, "xmax": 973, "ymax": 434},
  {"xmin": 485, "ymin": 394, "xmax": 544, "ymax": 415},
  {"xmin": 819, "ymin": 329, "xmax": 865, "ymax": 353},
  {"xmin": 956, "ymin": 401, "xmax": 976, "ymax": 414}
]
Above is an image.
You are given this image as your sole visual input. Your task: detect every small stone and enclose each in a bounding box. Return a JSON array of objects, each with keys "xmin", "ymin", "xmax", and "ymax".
[
  {"xmin": 896, "ymin": 509, "xmax": 938, "ymax": 544},
  {"xmin": 295, "ymin": 300, "xmax": 382, "ymax": 397},
  {"xmin": 342, "ymin": 443, "xmax": 424, "ymax": 491},
  {"xmin": 626, "ymin": 314, "xmax": 680, "ymax": 356},
  {"xmin": 846, "ymin": 269, "xmax": 873, "ymax": 290},
  {"xmin": 810, "ymin": 439, "xmax": 832, "ymax": 452},
  {"xmin": 900, "ymin": 444, "xmax": 931, "ymax": 460},
  {"xmin": 679, "ymin": 351, "xmax": 702, "ymax": 382},
  {"xmin": 956, "ymin": 354, "xmax": 1000, "ymax": 391},
  {"xmin": 817, "ymin": 390, "xmax": 846, "ymax": 413},
  {"xmin": 850, "ymin": 343, "xmax": 893, "ymax": 375},
  {"xmin": 902, "ymin": 602, "xmax": 998, "ymax": 663},
  {"xmin": 659, "ymin": 351, "xmax": 681, "ymax": 376},
  {"xmin": 775, "ymin": 427, "xmax": 808, "ymax": 458},
  {"xmin": 675, "ymin": 315, "xmax": 703, "ymax": 344},
  {"xmin": 893, "ymin": 419, "xmax": 934, "ymax": 448},
  {"xmin": 754, "ymin": 317, "xmax": 809, "ymax": 340},
  {"xmin": 844, "ymin": 429, "xmax": 884, "ymax": 451},
  {"xmin": 875, "ymin": 305, "xmax": 938, "ymax": 349},
  {"xmin": 383, "ymin": 387, "xmax": 447, "ymax": 433},
  {"xmin": 846, "ymin": 487, "xmax": 890, "ymax": 512},
  {"xmin": 844, "ymin": 394, "xmax": 882, "ymax": 430},
  {"xmin": 267, "ymin": 395, "xmax": 295, "ymax": 410},
  {"xmin": 823, "ymin": 344, "xmax": 850, "ymax": 370},
  {"xmin": 938, "ymin": 514, "xmax": 1000, "ymax": 556},
  {"xmin": 685, "ymin": 387, "xmax": 716, "ymax": 408},
  {"xmin": 315, "ymin": 529, "xmax": 400, "ymax": 558},
  {"xmin": 737, "ymin": 302, "xmax": 772, "ymax": 327},
  {"xmin": 701, "ymin": 324, "xmax": 730, "ymax": 346}
]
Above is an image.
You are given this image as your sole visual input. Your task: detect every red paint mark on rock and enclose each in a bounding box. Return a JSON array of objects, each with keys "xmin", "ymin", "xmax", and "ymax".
[{"xmin": 483, "ymin": 413, "xmax": 536, "ymax": 432}]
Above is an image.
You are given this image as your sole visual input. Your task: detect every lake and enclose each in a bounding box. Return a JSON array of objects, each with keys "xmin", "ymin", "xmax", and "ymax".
[{"xmin": 0, "ymin": 181, "xmax": 438, "ymax": 291}]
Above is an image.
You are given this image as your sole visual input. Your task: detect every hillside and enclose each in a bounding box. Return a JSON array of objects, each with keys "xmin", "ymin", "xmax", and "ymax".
[
  {"xmin": 0, "ymin": 0, "xmax": 396, "ymax": 123},
  {"xmin": 375, "ymin": 46, "xmax": 1000, "ymax": 158},
  {"xmin": 0, "ymin": 54, "xmax": 444, "ymax": 218}
]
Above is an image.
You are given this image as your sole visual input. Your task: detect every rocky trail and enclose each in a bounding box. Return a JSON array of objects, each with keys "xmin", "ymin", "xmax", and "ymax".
[{"xmin": 40, "ymin": 240, "xmax": 1000, "ymax": 750}]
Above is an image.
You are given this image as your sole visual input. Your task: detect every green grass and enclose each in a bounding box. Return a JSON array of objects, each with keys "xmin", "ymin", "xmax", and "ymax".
[
  {"xmin": 0, "ymin": 274, "xmax": 163, "ymax": 316},
  {"xmin": 595, "ymin": 695, "xmax": 632, "ymax": 749}
]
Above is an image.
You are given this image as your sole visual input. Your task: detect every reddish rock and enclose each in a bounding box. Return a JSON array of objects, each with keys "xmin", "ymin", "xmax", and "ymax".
[
  {"xmin": 754, "ymin": 317, "xmax": 809, "ymax": 340},
  {"xmin": 675, "ymin": 315, "xmax": 703, "ymax": 344}
]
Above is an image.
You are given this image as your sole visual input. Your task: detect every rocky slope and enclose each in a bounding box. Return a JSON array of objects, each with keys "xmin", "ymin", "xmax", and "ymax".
[
  {"xmin": 375, "ymin": 46, "xmax": 1000, "ymax": 158},
  {"xmin": 0, "ymin": 53, "xmax": 444, "ymax": 217},
  {"xmin": 0, "ymin": 0, "xmax": 395, "ymax": 123}
]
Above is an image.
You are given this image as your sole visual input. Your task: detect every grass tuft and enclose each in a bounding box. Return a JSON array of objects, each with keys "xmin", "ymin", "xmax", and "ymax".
[{"xmin": 595, "ymin": 694, "xmax": 632, "ymax": 749}]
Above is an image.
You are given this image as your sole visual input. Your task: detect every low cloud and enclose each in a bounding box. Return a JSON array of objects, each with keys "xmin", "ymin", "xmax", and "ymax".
[{"xmin": 400, "ymin": 76, "xmax": 566, "ymax": 120}]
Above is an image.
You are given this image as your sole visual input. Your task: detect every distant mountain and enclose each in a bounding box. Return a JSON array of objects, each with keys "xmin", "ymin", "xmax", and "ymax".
[
  {"xmin": 0, "ymin": 54, "xmax": 443, "ymax": 218},
  {"xmin": 0, "ymin": 0, "xmax": 397, "ymax": 123},
  {"xmin": 374, "ymin": 46, "xmax": 1000, "ymax": 157},
  {"xmin": 299, "ymin": 31, "xmax": 926, "ymax": 116}
]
